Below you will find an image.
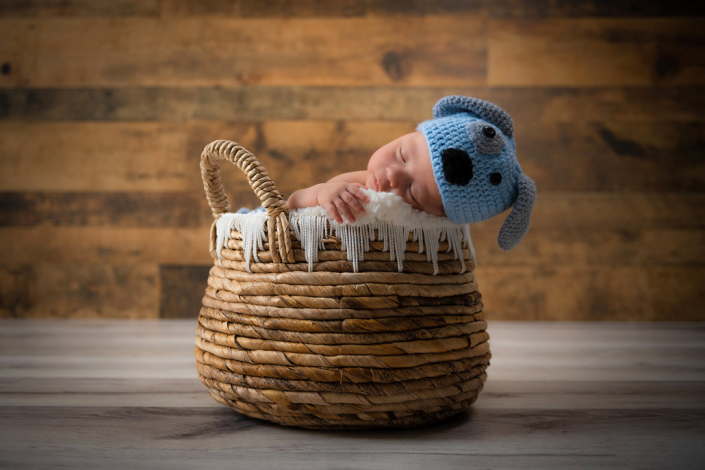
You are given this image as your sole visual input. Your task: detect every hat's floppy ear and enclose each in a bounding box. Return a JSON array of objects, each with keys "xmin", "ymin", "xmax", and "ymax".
[
  {"xmin": 498, "ymin": 173, "xmax": 536, "ymax": 251},
  {"xmin": 433, "ymin": 95, "xmax": 514, "ymax": 137}
]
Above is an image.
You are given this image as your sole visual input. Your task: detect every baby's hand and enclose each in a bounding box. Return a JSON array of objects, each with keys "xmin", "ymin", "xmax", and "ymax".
[{"xmin": 317, "ymin": 182, "xmax": 370, "ymax": 223}]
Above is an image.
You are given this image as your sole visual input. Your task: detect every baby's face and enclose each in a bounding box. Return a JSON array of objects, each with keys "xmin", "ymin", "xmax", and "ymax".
[{"xmin": 365, "ymin": 132, "xmax": 445, "ymax": 216}]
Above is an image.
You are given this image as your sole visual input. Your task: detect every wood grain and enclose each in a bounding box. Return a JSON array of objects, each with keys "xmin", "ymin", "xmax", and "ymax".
[
  {"xmin": 516, "ymin": 120, "xmax": 705, "ymax": 191},
  {"xmin": 476, "ymin": 265, "xmax": 705, "ymax": 321},
  {"xmin": 0, "ymin": 122, "xmax": 190, "ymax": 191},
  {"xmin": 2, "ymin": 226, "xmax": 702, "ymax": 319},
  {"xmin": 3, "ymin": 192, "xmax": 704, "ymax": 230},
  {"xmin": 190, "ymin": 119, "xmax": 705, "ymax": 193},
  {"xmin": 2, "ymin": 119, "xmax": 702, "ymax": 194},
  {"xmin": 160, "ymin": 265, "xmax": 211, "ymax": 319},
  {"xmin": 3, "ymin": 378, "xmax": 704, "ymax": 409},
  {"xmin": 0, "ymin": 442, "xmax": 637, "ymax": 470},
  {"xmin": 0, "ymin": 16, "xmax": 486, "ymax": 88},
  {"xmin": 2, "ymin": 184, "xmax": 704, "ymax": 319},
  {"xmin": 186, "ymin": 120, "xmax": 416, "ymax": 198},
  {"xmin": 0, "ymin": 0, "xmax": 161, "ymax": 17},
  {"xmin": 489, "ymin": 87, "xmax": 705, "ymax": 124},
  {"xmin": 488, "ymin": 1, "xmax": 705, "ymax": 18},
  {"xmin": 125, "ymin": 263, "xmax": 705, "ymax": 320},
  {"xmin": 0, "ymin": 88, "xmax": 199, "ymax": 121},
  {"xmin": 489, "ymin": 18, "xmax": 705, "ymax": 86},
  {"xmin": 3, "ymin": 87, "xmax": 703, "ymax": 122},
  {"xmin": 161, "ymin": 0, "xmax": 485, "ymax": 18},
  {"xmin": 0, "ymin": 5, "xmax": 703, "ymax": 322},
  {"xmin": 30, "ymin": 264, "xmax": 705, "ymax": 321},
  {"xmin": 473, "ymin": 226, "xmax": 705, "ymax": 267},
  {"xmin": 0, "ymin": 227, "xmax": 211, "ymax": 265},
  {"xmin": 0, "ymin": 264, "xmax": 159, "ymax": 318},
  {"xmin": 0, "ymin": 320, "xmax": 704, "ymax": 469},
  {"xmin": 2, "ymin": 320, "xmax": 702, "ymax": 380},
  {"xmin": 2, "ymin": 218, "xmax": 703, "ymax": 268},
  {"xmin": 3, "ymin": 0, "xmax": 703, "ymax": 19},
  {"xmin": 0, "ymin": 192, "xmax": 213, "ymax": 227}
]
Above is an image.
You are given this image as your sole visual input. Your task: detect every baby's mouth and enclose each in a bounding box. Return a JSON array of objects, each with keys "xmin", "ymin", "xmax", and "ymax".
[{"xmin": 372, "ymin": 174, "xmax": 379, "ymax": 192}]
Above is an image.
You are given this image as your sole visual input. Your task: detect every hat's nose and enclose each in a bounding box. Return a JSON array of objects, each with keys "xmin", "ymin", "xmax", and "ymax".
[{"xmin": 441, "ymin": 148, "xmax": 473, "ymax": 186}]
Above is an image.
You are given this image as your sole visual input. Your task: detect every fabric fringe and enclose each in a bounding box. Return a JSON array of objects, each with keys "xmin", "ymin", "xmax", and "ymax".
[
  {"xmin": 215, "ymin": 211, "xmax": 268, "ymax": 272},
  {"xmin": 216, "ymin": 211, "xmax": 473, "ymax": 275}
]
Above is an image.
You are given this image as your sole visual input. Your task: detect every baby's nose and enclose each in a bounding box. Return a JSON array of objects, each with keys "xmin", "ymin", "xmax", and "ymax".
[{"xmin": 386, "ymin": 165, "xmax": 409, "ymax": 189}]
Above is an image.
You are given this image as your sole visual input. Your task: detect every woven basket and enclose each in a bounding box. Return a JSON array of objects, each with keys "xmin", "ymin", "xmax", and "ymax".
[{"xmin": 196, "ymin": 140, "xmax": 490, "ymax": 430}]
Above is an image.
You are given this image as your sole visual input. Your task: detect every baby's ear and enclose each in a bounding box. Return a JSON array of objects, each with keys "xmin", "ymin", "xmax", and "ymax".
[
  {"xmin": 497, "ymin": 174, "xmax": 536, "ymax": 250},
  {"xmin": 433, "ymin": 95, "xmax": 513, "ymax": 137}
]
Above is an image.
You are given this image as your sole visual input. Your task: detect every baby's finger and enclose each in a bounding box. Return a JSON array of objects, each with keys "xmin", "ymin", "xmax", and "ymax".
[
  {"xmin": 351, "ymin": 184, "xmax": 371, "ymax": 203},
  {"xmin": 324, "ymin": 202, "xmax": 343, "ymax": 224},
  {"xmin": 334, "ymin": 197, "xmax": 356, "ymax": 223},
  {"xmin": 344, "ymin": 190, "xmax": 366, "ymax": 215}
]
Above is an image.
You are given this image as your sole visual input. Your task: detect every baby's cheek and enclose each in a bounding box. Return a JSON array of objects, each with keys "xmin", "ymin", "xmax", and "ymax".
[
  {"xmin": 363, "ymin": 173, "xmax": 374, "ymax": 191},
  {"xmin": 395, "ymin": 191, "xmax": 417, "ymax": 209}
]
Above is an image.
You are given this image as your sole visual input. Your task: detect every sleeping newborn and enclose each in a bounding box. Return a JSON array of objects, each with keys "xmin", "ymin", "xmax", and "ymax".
[
  {"xmin": 288, "ymin": 131, "xmax": 444, "ymax": 222},
  {"xmin": 287, "ymin": 95, "xmax": 537, "ymax": 251}
]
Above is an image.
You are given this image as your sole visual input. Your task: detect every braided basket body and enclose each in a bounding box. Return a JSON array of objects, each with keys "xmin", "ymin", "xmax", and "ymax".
[{"xmin": 197, "ymin": 140, "xmax": 490, "ymax": 430}]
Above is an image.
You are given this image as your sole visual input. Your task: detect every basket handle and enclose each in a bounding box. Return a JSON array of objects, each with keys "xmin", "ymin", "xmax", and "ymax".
[{"xmin": 200, "ymin": 140, "xmax": 294, "ymax": 264}]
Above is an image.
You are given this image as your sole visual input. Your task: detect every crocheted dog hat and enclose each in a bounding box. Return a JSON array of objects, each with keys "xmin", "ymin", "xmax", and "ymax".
[{"xmin": 418, "ymin": 95, "xmax": 536, "ymax": 251}]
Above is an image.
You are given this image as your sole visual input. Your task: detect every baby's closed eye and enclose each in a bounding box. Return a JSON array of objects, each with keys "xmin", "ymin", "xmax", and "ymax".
[{"xmin": 397, "ymin": 145, "xmax": 406, "ymax": 163}]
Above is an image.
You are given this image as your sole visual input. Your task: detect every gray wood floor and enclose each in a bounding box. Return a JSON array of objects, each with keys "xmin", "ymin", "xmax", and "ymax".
[{"xmin": 0, "ymin": 320, "xmax": 703, "ymax": 470}]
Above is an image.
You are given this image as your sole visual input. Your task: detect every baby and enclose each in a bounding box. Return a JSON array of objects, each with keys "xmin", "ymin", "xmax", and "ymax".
[
  {"xmin": 287, "ymin": 131, "xmax": 444, "ymax": 223},
  {"xmin": 287, "ymin": 95, "xmax": 537, "ymax": 251}
]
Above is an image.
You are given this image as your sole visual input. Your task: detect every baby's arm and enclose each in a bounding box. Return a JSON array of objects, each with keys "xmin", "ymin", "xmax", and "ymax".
[{"xmin": 287, "ymin": 171, "xmax": 370, "ymax": 223}]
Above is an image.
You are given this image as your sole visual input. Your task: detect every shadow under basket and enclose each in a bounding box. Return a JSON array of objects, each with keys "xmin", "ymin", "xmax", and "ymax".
[{"xmin": 196, "ymin": 140, "xmax": 490, "ymax": 430}]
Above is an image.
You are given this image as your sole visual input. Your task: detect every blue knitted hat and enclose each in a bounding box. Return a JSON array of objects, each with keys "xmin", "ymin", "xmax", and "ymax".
[{"xmin": 418, "ymin": 96, "xmax": 536, "ymax": 251}]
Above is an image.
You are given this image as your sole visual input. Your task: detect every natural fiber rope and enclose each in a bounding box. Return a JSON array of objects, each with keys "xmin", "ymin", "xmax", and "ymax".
[
  {"xmin": 195, "ymin": 335, "xmax": 489, "ymax": 369},
  {"xmin": 197, "ymin": 306, "xmax": 484, "ymax": 333},
  {"xmin": 209, "ymin": 266, "xmax": 476, "ymax": 286},
  {"xmin": 196, "ymin": 324, "xmax": 484, "ymax": 357},
  {"xmin": 208, "ymin": 391, "xmax": 477, "ymax": 430},
  {"xmin": 216, "ymin": 258, "xmax": 469, "ymax": 275},
  {"xmin": 197, "ymin": 372, "xmax": 486, "ymax": 408},
  {"xmin": 208, "ymin": 390, "xmax": 480, "ymax": 417},
  {"xmin": 197, "ymin": 314, "xmax": 488, "ymax": 346},
  {"xmin": 197, "ymin": 360, "xmax": 487, "ymax": 394},
  {"xmin": 203, "ymin": 285, "xmax": 480, "ymax": 310},
  {"xmin": 201, "ymin": 140, "xmax": 294, "ymax": 263},
  {"xmin": 207, "ymin": 274, "xmax": 477, "ymax": 298},
  {"xmin": 199, "ymin": 297, "xmax": 483, "ymax": 323},
  {"xmin": 196, "ymin": 142, "xmax": 490, "ymax": 429},
  {"xmin": 196, "ymin": 346, "xmax": 491, "ymax": 384}
]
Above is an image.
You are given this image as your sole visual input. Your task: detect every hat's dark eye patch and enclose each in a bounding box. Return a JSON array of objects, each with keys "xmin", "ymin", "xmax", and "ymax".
[{"xmin": 441, "ymin": 148, "xmax": 473, "ymax": 186}]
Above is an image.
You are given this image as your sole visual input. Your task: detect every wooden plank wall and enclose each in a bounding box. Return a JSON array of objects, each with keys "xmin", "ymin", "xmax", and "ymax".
[{"xmin": 0, "ymin": 1, "xmax": 704, "ymax": 320}]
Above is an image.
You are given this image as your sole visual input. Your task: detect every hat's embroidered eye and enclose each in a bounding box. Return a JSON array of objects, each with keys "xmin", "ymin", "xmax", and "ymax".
[
  {"xmin": 490, "ymin": 173, "xmax": 502, "ymax": 185},
  {"xmin": 483, "ymin": 126, "xmax": 496, "ymax": 138},
  {"xmin": 441, "ymin": 148, "xmax": 473, "ymax": 186},
  {"xmin": 467, "ymin": 121, "xmax": 504, "ymax": 155}
]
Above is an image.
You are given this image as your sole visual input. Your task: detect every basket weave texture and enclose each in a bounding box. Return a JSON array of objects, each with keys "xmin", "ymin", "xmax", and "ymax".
[{"xmin": 196, "ymin": 140, "xmax": 490, "ymax": 430}]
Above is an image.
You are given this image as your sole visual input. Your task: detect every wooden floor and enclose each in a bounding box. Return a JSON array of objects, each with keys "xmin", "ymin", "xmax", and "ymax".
[{"xmin": 0, "ymin": 320, "xmax": 703, "ymax": 470}]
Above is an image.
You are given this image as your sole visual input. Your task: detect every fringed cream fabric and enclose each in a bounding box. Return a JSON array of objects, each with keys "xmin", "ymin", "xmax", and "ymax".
[
  {"xmin": 216, "ymin": 190, "xmax": 474, "ymax": 274},
  {"xmin": 216, "ymin": 211, "xmax": 268, "ymax": 271}
]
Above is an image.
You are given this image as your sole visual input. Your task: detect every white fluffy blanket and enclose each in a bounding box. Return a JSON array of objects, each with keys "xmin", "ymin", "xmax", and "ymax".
[
  {"xmin": 216, "ymin": 189, "xmax": 474, "ymax": 274},
  {"xmin": 296, "ymin": 188, "xmax": 464, "ymax": 229}
]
